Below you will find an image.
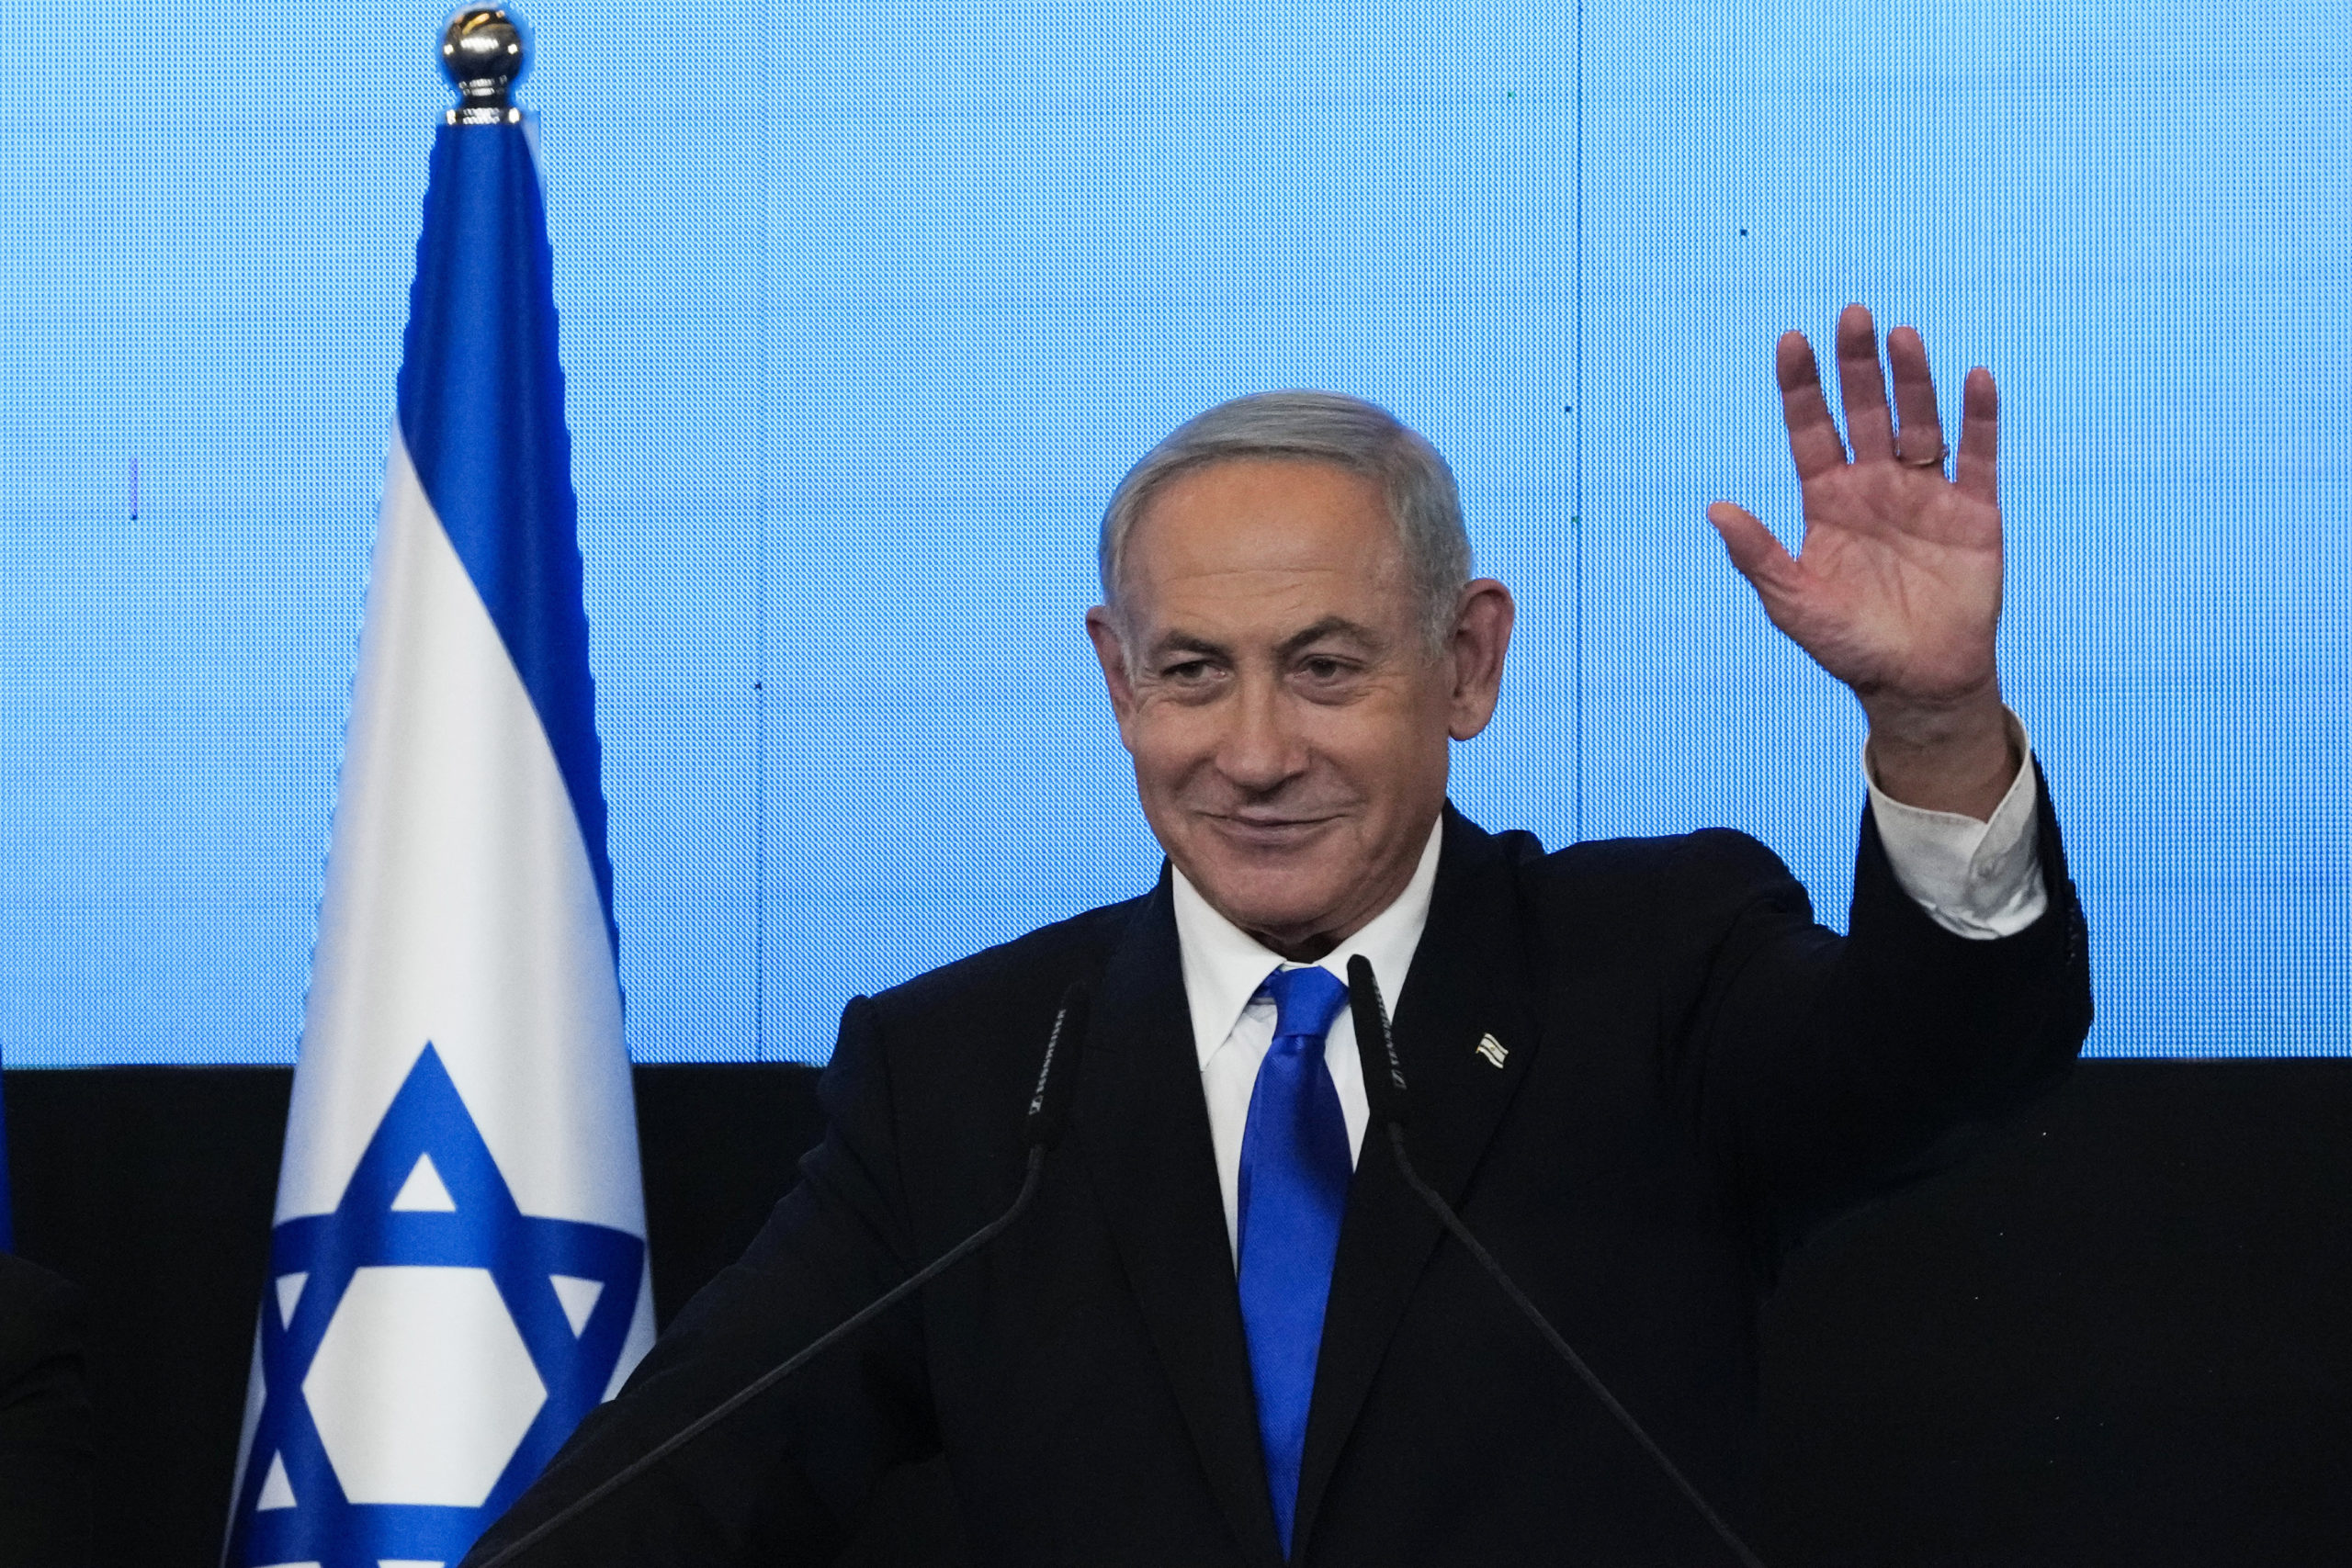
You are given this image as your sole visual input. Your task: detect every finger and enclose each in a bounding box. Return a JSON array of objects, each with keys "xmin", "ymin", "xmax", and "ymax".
[
  {"xmin": 1833, "ymin": 303, "xmax": 1896, "ymax": 464},
  {"xmin": 1773, "ymin": 332, "xmax": 1848, "ymax": 481},
  {"xmin": 1954, "ymin": 366, "xmax": 1998, "ymax": 505},
  {"xmin": 1706, "ymin": 502, "xmax": 1801, "ymax": 610},
  {"xmin": 1886, "ymin": 325, "xmax": 1945, "ymax": 470}
]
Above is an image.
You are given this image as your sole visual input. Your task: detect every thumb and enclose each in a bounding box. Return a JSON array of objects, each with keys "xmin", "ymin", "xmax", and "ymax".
[{"xmin": 1706, "ymin": 502, "xmax": 1799, "ymax": 609}]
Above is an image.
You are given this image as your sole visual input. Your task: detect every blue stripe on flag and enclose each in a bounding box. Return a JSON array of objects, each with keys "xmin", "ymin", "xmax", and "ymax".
[{"xmin": 395, "ymin": 122, "xmax": 616, "ymax": 956}]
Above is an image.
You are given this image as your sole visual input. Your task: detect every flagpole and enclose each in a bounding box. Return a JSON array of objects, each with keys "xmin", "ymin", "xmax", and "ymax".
[{"xmin": 443, "ymin": 5, "xmax": 529, "ymax": 125}]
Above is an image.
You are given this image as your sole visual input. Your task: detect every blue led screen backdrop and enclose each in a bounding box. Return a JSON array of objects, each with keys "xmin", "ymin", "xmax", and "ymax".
[{"xmin": 0, "ymin": 0, "xmax": 2343, "ymax": 1066}]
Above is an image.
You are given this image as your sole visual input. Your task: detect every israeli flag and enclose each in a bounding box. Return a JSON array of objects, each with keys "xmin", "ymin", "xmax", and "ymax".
[{"xmin": 223, "ymin": 111, "xmax": 654, "ymax": 1568}]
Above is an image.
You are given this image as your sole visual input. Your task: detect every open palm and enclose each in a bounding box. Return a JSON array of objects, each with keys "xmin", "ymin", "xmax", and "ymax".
[{"xmin": 1707, "ymin": 305, "xmax": 2002, "ymax": 716}]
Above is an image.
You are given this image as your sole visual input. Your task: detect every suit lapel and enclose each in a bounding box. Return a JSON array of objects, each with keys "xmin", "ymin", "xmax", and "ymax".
[
  {"xmin": 1078, "ymin": 873, "xmax": 1287, "ymax": 1568},
  {"xmin": 1290, "ymin": 809, "xmax": 1543, "ymax": 1557}
]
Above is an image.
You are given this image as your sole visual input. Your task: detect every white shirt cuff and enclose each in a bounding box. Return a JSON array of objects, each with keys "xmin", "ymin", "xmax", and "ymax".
[{"xmin": 1864, "ymin": 708, "xmax": 2049, "ymax": 941}]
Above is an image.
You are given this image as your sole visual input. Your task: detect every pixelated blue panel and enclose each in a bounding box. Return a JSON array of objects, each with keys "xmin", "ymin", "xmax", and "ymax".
[
  {"xmin": 0, "ymin": 0, "xmax": 2339, "ymax": 1066},
  {"xmin": 1574, "ymin": 0, "xmax": 2350, "ymax": 1057}
]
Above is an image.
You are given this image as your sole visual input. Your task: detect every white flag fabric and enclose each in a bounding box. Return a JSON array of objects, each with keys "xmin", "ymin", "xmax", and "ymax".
[{"xmin": 224, "ymin": 112, "xmax": 654, "ymax": 1568}]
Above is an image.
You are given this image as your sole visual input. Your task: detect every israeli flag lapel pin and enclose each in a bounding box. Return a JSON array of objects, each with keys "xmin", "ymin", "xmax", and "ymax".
[{"xmin": 1476, "ymin": 1032, "xmax": 1509, "ymax": 1069}]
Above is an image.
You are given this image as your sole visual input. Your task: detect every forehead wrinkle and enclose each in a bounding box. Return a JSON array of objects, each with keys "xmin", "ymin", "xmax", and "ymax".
[
  {"xmin": 1126, "ymin": 488, "xmax": 1408, "ymax": 585},
  {"xmin": 1149, "ymin": 558, "xmax": 1368, "ymax": 592},
  {"xmin": 1131, "ymin": 560, "xmax": 1372, "ymax": 628},
  {"xmin": 1133, "ymin": 558, "xmax": 1412, "ymax": 626}
]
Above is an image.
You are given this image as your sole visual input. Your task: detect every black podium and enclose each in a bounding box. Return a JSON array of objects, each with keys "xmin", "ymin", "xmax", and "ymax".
[{"xmin": 9, "ymin": 1056, "xmax": 2349, "ymax": 1567}]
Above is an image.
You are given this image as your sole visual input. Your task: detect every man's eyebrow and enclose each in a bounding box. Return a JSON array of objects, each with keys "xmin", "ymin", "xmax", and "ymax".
[
  {"xmin": 1145, "ymin": 630, "xmax": 1231, "ymax": 662},
  {"xmin": 1276, "ymin": 617, "xmax": 1385, "ymax": 658}
]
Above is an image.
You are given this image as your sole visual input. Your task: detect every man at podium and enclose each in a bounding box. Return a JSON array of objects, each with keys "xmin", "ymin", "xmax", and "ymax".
[{"xmin": 467, "ymin": 308, "xmax": 2089, "ymax": 1565}]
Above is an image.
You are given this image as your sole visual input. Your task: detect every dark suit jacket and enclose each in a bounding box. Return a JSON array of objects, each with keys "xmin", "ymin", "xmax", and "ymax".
[{"xmin": 470, "ymin": 793, "xmax": 2090, "ymax": 1567}]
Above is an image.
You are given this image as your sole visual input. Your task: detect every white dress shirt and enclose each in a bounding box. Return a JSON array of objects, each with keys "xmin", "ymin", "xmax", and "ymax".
[{"xmin": 1171, "ymin": 716, "xmax": 2051, "ymax": 1260}]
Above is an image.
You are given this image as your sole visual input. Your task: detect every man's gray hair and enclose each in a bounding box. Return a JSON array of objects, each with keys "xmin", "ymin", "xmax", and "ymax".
[{"xmin": 1096, "ymin": 390, "xmax": 1474, "ymax": 651}]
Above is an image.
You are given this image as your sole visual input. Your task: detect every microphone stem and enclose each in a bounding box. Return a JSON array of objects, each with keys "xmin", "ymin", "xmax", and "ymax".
[
  {"xmin": 1384, "ymin": 1124, "xmax": 1769, "ymax": 1568},
  {"xmin": 474, "ymin": 1142, "xmax": 1049, "ymax": 1568}
]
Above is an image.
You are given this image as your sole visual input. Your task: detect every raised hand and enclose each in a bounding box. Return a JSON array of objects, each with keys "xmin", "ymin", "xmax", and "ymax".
[{"xmin": 1706, "ymin": 304, "xmax": 2018, "ymax": 818}]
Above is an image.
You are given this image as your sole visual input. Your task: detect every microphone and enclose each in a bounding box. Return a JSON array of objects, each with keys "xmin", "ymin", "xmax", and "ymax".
[
  {"xmin": 1343, "ymin": 957, "xmax": 1768, "ymax": 1568},
  {"xmin": 471, "ymin": 981, "xmax": 1091, "ymax": 1568},
  {"xmin": 1025, "ymin": 978, "xmax": 1089, "ymax": 1148}
]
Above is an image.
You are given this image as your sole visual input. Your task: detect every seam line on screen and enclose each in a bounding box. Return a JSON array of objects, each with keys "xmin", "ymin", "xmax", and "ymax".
[
  {"xmin": 1571, "ymin": 0, "xmax": 1587, "ymax": 846},
  {"xmin": 754, "ymin": 0, "xmax": 773, "ymax": 1066}
]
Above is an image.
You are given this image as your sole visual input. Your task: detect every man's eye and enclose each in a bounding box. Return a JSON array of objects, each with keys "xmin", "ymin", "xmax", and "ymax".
[
  {"xmin": 1300, "ymin": 657, "xmax": 1351, "ymax": 681},
  {"xmin": 1161, "ymin": 660, "xmax": 1214, "ymax": 682}
]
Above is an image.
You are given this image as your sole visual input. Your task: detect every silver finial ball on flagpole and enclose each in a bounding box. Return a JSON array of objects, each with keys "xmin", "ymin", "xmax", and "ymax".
[{"xmin": 441, "ymin": 6, "xmax": 529, "ymax": 119}]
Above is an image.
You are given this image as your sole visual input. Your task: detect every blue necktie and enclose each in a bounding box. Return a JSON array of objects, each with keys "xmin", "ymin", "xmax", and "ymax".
[{"xmin": 1236, "ymin": 964, "xmax": 1353, "ymax": 1557}]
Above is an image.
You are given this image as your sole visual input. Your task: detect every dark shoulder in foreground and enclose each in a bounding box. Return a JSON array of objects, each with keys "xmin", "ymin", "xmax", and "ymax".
[
  {"xmin": 1522, "ymin": 823, "xmax": 1802, "ymax": 884},
  {"xmin": 1467, "ymin": 809, "xmax": 1818, "ymax": 936},
  {"xmin": 866, "ymin": 888, "xmax": 1151, "ymax": 1032}
]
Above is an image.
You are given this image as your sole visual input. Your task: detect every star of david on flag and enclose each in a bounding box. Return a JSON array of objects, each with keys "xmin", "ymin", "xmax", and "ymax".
[
  {"xmin": 232, "ymin": 1047, "xmax": 643, "ymax": 1567},
  {"xmin": 226, "ymin": 23, "xmax": 655, "ymax": 1567}
]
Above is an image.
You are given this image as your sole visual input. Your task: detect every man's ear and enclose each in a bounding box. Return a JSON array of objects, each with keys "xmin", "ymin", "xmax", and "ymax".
[
  {"xmin": 1085, "ymin": 606, "xmax": 1140, "ymax": 742},
  {"xmin": 1446, "ymin": 579, "xmax": 1516, "ymax": 742}
]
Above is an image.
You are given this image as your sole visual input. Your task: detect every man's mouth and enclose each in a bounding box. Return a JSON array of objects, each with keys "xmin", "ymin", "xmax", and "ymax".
[{"xmin": 1200, "ymin": 811, "xmax": 1342, "ymax": 848}]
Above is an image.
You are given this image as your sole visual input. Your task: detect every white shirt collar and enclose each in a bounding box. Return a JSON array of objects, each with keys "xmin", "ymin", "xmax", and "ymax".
[{"xmin": 1170, "ymin": 816, "xmax": 1446, "ymax": 1071}]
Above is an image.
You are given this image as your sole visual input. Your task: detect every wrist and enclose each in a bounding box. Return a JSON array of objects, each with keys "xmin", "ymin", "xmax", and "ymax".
[{"xmin": 1863, "ymin": 686, "xmax": 2017, "ymax": 818}]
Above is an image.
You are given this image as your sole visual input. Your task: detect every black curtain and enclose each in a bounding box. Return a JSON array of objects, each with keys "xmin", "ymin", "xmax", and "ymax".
[{"xmin": 8, "ymin": 1058, "xmax": 2349, "ymax": 1567}]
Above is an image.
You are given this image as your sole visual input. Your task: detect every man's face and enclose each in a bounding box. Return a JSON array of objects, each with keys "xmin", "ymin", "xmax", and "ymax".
[{"xmin": 1086, "ymin": 457, "xmax": 1511, "ymax": 958}]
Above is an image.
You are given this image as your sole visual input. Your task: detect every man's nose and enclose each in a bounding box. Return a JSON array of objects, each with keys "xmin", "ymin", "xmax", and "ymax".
[{"xmin": 1215, "ymin": 673, "xmax": 1306, "ymax": 794}]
